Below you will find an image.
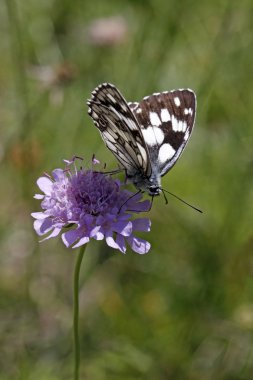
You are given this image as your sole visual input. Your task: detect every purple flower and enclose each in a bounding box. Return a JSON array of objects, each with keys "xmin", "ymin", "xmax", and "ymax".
[{"xmin": 31, "ymin": 159, "xmax": 151, "ymax": 254}]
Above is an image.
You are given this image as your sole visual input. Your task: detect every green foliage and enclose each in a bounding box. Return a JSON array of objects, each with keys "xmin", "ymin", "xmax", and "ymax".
[{"xmin": 1, "ymin": 0, "xmax": 253, "ymax": 379}]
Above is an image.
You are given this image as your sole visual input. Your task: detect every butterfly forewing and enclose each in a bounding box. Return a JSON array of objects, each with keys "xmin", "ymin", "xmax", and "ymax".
[
  {"xmin": 130, "ymin": 90, "xmax": 196, "ymax": 176},
  {"xmin": 87, "ymin": 83, "xmax": 152, "ymax": 177}
]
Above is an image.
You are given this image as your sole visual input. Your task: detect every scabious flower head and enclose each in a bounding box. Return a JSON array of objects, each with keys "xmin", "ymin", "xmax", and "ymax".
[{"xmin": 31, "ymin": 158, "xmax": 151, "ymax": 254}]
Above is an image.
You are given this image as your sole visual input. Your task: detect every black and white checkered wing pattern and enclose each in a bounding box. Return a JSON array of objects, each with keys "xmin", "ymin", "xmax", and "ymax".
[
  {"xmin": 130, "ymin": 90, "xmax": 196, "ymax": 176},
  {"xmin": 87, "ymin": 83, "xmax": 151, "ymax": 177}
]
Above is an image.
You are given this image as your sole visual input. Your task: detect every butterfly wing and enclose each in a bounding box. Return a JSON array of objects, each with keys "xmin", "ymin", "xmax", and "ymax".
[
  {"xmin": 130, "ymin": 89, "xmax": 196, "ymax": 176},
  {"xmin": 87, "ymin": 83, "xmax": 152, "ymax": 178}
]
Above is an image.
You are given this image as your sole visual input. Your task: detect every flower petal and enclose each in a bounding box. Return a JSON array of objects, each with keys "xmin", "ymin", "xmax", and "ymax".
[
  {"xmin": 33, "ymin": 219, "xmax": 45, "ymax": 235},
  {"xmin": 34, "ymin": 218, "xmax": 53, "ymax": 236},
  {"xmin": 31, "ymin": 211, "xmax": 47, "ymax": 220},
  {"xmin": 132, "ymin": 218, "xmax": 151, "ymax": 232},
  {"xmin": 40, "ymin": 227, "xmax": 61, "ymax": 241},
  {"xmin": 112, "ymin": 220, "xmax": 132, "ymax": 236},
  {"xmin": 127, "ymin": 198, "xmax": 151, "ymax": 212},
  {"xmin": 116, "ymin": 234, "xmax": 126, "ymax": 254},
  {"xmin": 40, "ymin": 218, "xmax": 54, "ymax": 234},
  {"xmin": 72, "ymin": 236, "xmax": 90, "ymax": 248},
  {"xmin": 90, "ymin": 226, "xmax": 104, "ymax": 240},
  {"xmin": 126, "ymin": 236, "xmax": 151, "ymax": 254},
  {"xmin": 37, "ymin": 177, "xmax": 53, "ymax": 195},
  {"xmin": 105, "ymin": 231, "xmax": 121, "ymax": 251},
  {"xmin": 52, "ymin": 168, "xmax": 66, "ymax": 182},
  {"xmin": 34, "ymin": 194, "xmax": 44, "ymax": 199},
  {"xmin": 92, "ymin": 231, "xmax": 104, "ymax": 240},
  {"xmin": 62, "ymin": 229, "xmax": 80, "ymax": 247}
]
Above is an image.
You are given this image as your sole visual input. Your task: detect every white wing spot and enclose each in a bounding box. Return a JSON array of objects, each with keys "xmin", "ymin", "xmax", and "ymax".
[
  {"xmin": 174, "ymin": 97, "xmax": 181, "ymax": 107},
  {"xmin": 171, "ymin": 115, "xmax": 180, "ymax": 132},
  {"xmin": 105, "ymin": 140, "xmax": 118, "ymax": 153},
  {"xmin": 158, "ymin": 144, "xmax": 176, "ymax": 163},
  {"xmin": 112, "ymin": 107, "xmax": 138, "ymax": 131},
  {"xmin": 92, "ymin": 112, "xmax": 99, "ymax": 120},
  {"xmin": 149, "ymin": 112, "xmax": 161, "ymax": 126},
  {"xmin": 107, "ymin": 93, "xmax": 117, "ymax": 103},
  {"xmin": 142, "ymin": 126, "xmax": 164, "ymax": 146},
  {"xmin": 136, "ymin": 142, "xmax": 147, "ymax": 164},
  {"xmin": 182, "ymin": 121, "xmax": 187, "ymax": 132},
  {"xmin": 160, "ymin": 108, "xmax": 171, "ymax": 122},
  {"xmin": 184, "ymin": 129, "xmax": 190, "ymax": 141},
  {"xmin": 184, "ymin": 108, "xmax": 193, "ymax": 115},
  {"xmin": 124, "ymin": 141, "xmax": 137, "ymax": 159},
  {"xmin": 103, "ymin": 131, "xmax": 116, "ymax": 143},
  {"xmin": 126, "ymin": 117, "xmax": 138, "ymax": 131},
  {"xmin": 137, "ymin": 154, "xmax": 143, "ymax": 166},
  {"xmin": 171, "ymin": 116, "xmax": 188, "ymax": 133}
]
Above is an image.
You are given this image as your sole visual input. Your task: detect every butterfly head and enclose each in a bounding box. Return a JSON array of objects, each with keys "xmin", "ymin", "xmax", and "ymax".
[
  {"xmin": 148, "ymin": 184, "xmax": 161, "ymax": 196},
  {"xmin": 129, "ymin": 172, "xmax": 161, "ymax": 197}
]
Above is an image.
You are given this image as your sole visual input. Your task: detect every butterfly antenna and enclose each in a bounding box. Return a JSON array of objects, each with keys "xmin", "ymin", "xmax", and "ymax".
[{"xmin": 162, "ymin": 188, "xmax": 203, "ymax": 213}]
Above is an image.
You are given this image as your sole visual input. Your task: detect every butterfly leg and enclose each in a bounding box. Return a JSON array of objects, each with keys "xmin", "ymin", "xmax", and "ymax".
[
  {"xmin": 101, "ymin": 167, "xmax": 125, "ymax": 175},
  {"xmin": 118, "ymin": 189, "xmax": 142, "ymax": 214},
  {"xmin": 161, "ymin": 189, "xmax": 168, "ymax": 205}
]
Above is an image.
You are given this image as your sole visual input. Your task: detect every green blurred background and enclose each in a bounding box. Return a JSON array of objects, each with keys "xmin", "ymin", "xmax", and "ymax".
[{"xmin": 1, "ymin": 0, "xmax": 253, "ymax": 379}]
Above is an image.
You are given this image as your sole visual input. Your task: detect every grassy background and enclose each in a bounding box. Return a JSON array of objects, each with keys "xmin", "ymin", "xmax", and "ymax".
[{"xmin": 1, "ymin": 0, "xmax": 253, "ymax": 379}]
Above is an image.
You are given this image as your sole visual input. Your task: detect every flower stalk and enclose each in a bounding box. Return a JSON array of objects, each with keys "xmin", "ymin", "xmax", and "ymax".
[{"xmin": 73, "ymin": 245, "xmax": 86, "ymax": 380}]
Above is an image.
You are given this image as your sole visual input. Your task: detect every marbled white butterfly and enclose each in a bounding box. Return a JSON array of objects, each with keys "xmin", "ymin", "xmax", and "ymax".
[{"xmin": 87, "ymin": 83, "xmax": 196, "ymax": 198}]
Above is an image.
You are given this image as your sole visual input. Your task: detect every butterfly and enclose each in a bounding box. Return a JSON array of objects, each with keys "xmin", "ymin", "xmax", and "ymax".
[{"xmin": 87, "ymin": 83, "xmax": 196, "ymax": 197}]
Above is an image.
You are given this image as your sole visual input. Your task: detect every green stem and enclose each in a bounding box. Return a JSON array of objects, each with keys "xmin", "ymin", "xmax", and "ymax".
[
  {"xmin": 5, "ymin": 0, "xmax": 31, "ymax": 138},
  {"xmin": 73, "ymin": 245, "xmax": 86, "ymax": 380}
]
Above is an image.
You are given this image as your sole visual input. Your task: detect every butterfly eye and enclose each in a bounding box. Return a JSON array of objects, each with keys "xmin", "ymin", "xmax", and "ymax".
[{"xmin": 149, "ymin": 185, "xmax": 161, "ymax": 196}]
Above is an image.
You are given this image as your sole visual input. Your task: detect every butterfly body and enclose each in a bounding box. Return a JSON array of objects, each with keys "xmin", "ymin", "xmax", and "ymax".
[
  {"xmin": 87, "ymin": 83, "xmax": 196, "ymax": 196},
  {"xmin": 127, "ymin": 167, "xmax": 162, "ymax": 196}
]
